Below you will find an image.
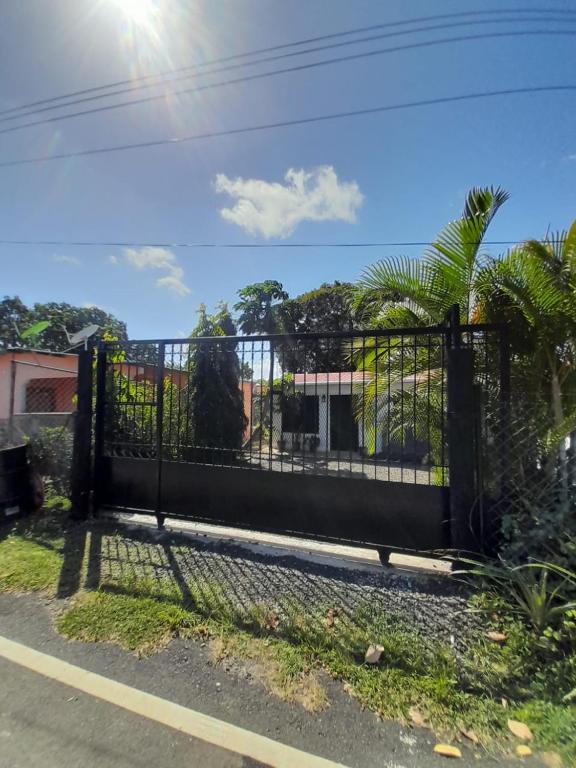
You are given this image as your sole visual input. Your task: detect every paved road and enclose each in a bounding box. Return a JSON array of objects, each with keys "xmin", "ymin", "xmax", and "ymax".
[
  {"xmin": 0, "ymin": 656, "xmax": 253, "ymax": 768},
  {"xmin": 0, "ymin": 593, "xmax": 544, "ymax": 768}
]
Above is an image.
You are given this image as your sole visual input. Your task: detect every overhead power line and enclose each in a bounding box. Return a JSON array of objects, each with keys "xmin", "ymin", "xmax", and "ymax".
[
  {"xmin": 2, "ymin": 6, "xmax": 575, "ymax": 119},
  {"xmin": 1, "ymin": 15, "xmax": 573, "ymax": 130},
  {"xmin": 0, "ymin": 239, "xmax": 557, "ymax": 249},
  {"xmin": 1, "ymin": 84, "xmax": 574, "ymax": 169}
]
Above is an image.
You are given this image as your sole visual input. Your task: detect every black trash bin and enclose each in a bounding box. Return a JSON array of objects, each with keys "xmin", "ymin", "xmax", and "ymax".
[{"xmin": 0, "ymin": 444, "xmax": 34, "ymax": 522}]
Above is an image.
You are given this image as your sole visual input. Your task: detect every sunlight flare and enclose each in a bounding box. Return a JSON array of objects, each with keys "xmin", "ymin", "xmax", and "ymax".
[{"xmin": 111, "ymin": 0, "xmax": 159, "ymax": 29}]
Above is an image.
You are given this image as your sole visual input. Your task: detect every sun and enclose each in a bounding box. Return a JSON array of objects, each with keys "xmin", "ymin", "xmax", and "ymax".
[{"xmin": 112, "ymin": 0, "xmax": 158, "ymax": 29}]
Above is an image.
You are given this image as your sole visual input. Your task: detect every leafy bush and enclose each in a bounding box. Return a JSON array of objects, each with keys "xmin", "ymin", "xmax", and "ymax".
[
  {"xmin": 457, "ymin": 558, "xmax": 576, "ymax": 634},
  {"xmin": 26, "ymin": 426, "xmax": 73, "ymax": 496},
  {"xmin": 501, "ymin": 494, "xmax": 576, "ymax": 572},
  {"xmin": 458, "ymin": 557, "xmax": 576, "ymax": 714}
]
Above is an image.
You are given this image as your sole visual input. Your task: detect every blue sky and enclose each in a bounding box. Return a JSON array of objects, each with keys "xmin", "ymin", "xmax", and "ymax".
[{"xmin": 1, "ymin": 0, "xmax": 575, "ymax": 339}]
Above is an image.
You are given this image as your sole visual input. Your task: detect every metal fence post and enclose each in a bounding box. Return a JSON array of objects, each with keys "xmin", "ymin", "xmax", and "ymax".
[
  {"xmin": 8, "ymin": 358, "xmax": 16, "ymax": 444},
  {"xmin": 446, "ymin": 306, "xmax": 478, "ymax": 553},
  {"xmin": 268, "ymin": 339, "xmax": 275, "ymax": 470},
  {"xmin": 155, "ymin": 343, "xmax": 166, "ymax": 529},
  {"xmin": 92, "ymin": 344, "xmax": 107, "ymax": 516},
  {"xmin": 70, "ymin": 347, "xmax": 94, "ymax": 520}
]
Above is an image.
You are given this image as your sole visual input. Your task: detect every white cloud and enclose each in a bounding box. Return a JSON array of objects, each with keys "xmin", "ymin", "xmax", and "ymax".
[
  {"xmin": 214, "ymin": 165, "xmax": 363, "ymax": 239},
  {"xmin": 53, "ymin": 254, "xmax": 80, "ymax": 266},
  {"xmin": 122, "ymin": 246, "xmax": 190, "ymax": 296},
  {"xmin": 107, "ymin": 254, "xmax": 119, "ymax": 264},
  {"xmin": 156, "ymin": 270, "xmax": 190, "ymax": 297}
]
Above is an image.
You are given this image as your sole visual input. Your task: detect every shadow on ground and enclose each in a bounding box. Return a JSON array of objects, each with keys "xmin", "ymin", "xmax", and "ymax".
[{"xmin": 1, "ymin": 509, "xmax": 475, "ymax": 647}]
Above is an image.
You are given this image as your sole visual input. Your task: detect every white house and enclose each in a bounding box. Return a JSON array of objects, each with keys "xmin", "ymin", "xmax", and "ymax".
[{"xmin": 272, "ymin": 370, "xmax": 430, "ymax": 458}]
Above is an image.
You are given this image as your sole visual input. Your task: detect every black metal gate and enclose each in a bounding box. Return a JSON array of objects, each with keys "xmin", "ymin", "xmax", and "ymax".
[{"xmin": 76, "ymin": 307, "xmax": 508, "ymax": 555}]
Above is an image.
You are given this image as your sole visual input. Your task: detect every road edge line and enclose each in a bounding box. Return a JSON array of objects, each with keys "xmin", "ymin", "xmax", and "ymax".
[{"xmin": 0, "ymin": 634, "xmax": 348, "ymax": 768}]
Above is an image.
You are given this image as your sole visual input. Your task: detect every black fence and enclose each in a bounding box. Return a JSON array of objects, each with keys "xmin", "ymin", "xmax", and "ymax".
[
  {"xmin": 97, "ymin": 328, "xmax": 450, "ymax": 486},
  {"xmin": 71, "ymin": 308, "xmax": 509, "ymax": 555}
]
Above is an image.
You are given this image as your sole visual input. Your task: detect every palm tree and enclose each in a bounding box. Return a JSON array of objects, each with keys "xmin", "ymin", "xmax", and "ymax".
[
  {"xmin": 352, "ymin": 186, "xmax": 509, "ymax": 326},
  {"xmin": 477, "ymin": 222, "xmax": 576, "ymax": 504},
  {"xmin": 349, "ymin": 187, "xmax": 509, "ymax": 467},
  {"xmin": 478, "ymin": 222, "xmax": 576, "ymax": 415}
]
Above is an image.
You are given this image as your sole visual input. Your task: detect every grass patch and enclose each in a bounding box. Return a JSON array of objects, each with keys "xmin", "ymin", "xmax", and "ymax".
[
  {"xmin": 57, "ymin": 591, "xmax": 202, "ymax": 655},
  {"xmin": 0, "ymin": 497, "xmax": 73, "ymax": 594},
  {"xmin": 0, "ymin": 534, "xmax": 63, "ymax": 593}
]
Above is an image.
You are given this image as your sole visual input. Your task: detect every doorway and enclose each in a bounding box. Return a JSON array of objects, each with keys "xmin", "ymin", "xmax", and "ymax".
[{"xmin": 329, "ymin": 395, "xmax": 358, "ymax": 451}]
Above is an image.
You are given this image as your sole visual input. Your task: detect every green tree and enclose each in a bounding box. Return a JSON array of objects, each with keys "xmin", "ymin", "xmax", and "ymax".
[
  {"xmin": 0, "ymin": 296, "xmax": 33, "ymax": 349},
  {"xmin": 31, "ymin": 302, "xmax": 127, "ymax": 350},
  {"xmin": 234, "ymin": 282, "xmax": 288, "ymax": 431},
  {"xmin": 234, "ymin": 280, "xmax": 288, "ymax": 335},
  {"xmin": 279, "ymin": 282, "xmax": 363, "ymax": 371},
  {"xmin": 187, "ymin": 304, "xmax": 247, "ymax": 463},
  {"xmin": 0, "ymin": 296, "xmax": 127, "ymax": 351}
]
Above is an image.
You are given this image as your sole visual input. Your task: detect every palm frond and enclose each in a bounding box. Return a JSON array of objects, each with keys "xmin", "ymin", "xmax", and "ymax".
[
  {"xmin": 424, "ymin": 186, "xmax": 509, "ymax": 320},
  {"xmin": 357, "ymin": 256, "xmax": 446, "ymax": 321},
  {"xmin": 488, "ymin": 248, "xmax": 565, "ymax": 327}
]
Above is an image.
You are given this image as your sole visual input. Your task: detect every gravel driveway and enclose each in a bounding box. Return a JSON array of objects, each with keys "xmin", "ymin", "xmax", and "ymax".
[{"xmin": 89, "ymin": 520, "xmax": 476, "ymax": 649}]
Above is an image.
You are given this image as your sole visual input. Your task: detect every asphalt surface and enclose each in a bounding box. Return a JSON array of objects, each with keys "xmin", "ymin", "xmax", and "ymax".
[
  {"xmin": 0, "ymin": 657, "xmax": 255, "ymax": 768},
  {"xmin": 0, "ymin": 593, "xmax": 544, "ymax": 768}
]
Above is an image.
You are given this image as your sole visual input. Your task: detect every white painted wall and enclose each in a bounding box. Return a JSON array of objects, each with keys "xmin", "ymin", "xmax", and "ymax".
[{"xmin": 276, "ymin": 380, "xmax": 386, "ymax": 453}]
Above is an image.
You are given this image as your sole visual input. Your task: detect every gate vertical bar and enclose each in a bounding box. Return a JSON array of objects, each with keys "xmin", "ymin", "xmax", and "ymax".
[
  {"xmin": 446, "ymin": 305, "xmax": 478, "ymax": 552},
  {"xmin": 499, "ymin": 324, "xmax": 511, "ymax": 473},
  {"xmin": 92, "ymin": 343, "xmax": 107, "ymax": 517},
  {"xmin": 70, "ymin": 346, "xmax": 94, "ymax": 521},
  {"xmin": 268, "ymin": 339, "xmax": 275, "ymax": 470},
  {"xmin": 8, "ymin": 358, "xmax": 16, "ymax": 444},
  {"xmin": 155, "ymin": 342, "xmax": 166, "ymax": 529},
  {"xmin": 492, "ymin": 323, "xmax": 512, "ymax": 551}
]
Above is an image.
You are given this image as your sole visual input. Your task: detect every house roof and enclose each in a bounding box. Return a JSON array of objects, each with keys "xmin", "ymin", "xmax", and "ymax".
[
  {"xmin": 293, "ymin": 370, "xmax": 436, "ymax": 387},
  {"xmin": 294, "ymin": 372, "xmax": 370, "ymax": 385},
  {"xmin": 5, "ymin": 347, "xmax": 78, "ymax": 358}
]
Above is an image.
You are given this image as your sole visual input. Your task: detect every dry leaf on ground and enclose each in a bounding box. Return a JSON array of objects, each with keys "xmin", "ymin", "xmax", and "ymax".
[
  {"xmin": 515, "ymin": 745, "xmax": 532, "ymax": 757},
  {"xmin": 459, "ymin": 727, "xmax": 479, "ymax": 744},
  {"xmin": 325, "ymin": 608, "xmax": 341, "ymax": 628},
  {"xmin": 507, "ymin": 719, "xmax": 533, "ymax": 741},
  {"xmin": 409, "ymin": 707, "xmax": 427, "ymax": 728},
  {"xmin": 485, "ymin": 631, "xmax": 507, "ymax": 643},
  {"xmin": 433, "ymin": 744, "xmax": 462, "ymax": 758},
  {"xmin": 365, "ymin": 643, "xmax": 384, "ymax": 664},
  {"xmin": 264, "ymin": 613, "xmax": 280, "ymax": 631}
]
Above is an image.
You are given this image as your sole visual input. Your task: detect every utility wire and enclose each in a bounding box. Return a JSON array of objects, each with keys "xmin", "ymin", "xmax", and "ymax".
[
  {"xmin": 0, "ymin": 239, "xmax": 559, "ymax": 249},
  {"xmin": 2, "ymin": 6, "xmax": 575, "ymax": 118},
  {"xmin": 1, "ymin": 84, "xmax": 574, "ymax": 169},
  {"xmin": 2, "ymin": 29, "xmax": 575, "ymax": 137},
  {"xmin": 1, "ymin": 14, "xmax": 572, "ymax": 128}
]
